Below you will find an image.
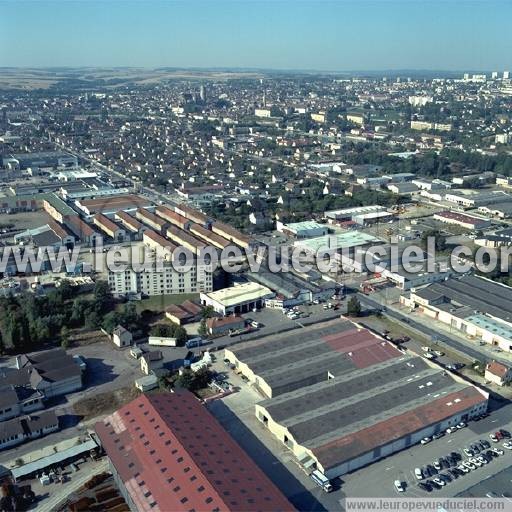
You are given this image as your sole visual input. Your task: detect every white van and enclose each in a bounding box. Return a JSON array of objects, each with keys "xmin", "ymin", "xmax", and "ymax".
[
  {"xmin": 310, "ymin": 470, "xmax": 333, "ymax": 492},
  {"xmin": 415, "ymin": 468, "xmax": 423, "ymax": 480},
  {"xmin": 394, "ymin": 480, "xmax": 405, "ymax": 492}
]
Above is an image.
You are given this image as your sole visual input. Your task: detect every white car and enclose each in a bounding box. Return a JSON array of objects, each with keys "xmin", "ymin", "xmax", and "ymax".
[
  {"xmin": 424, "ymin": 352, "xmax": 436, "ymax": 360},
  {"xmin": 492, "ymin": 448, "xmax": 504, "ymax": 455},
  {"xmin": 477, "ymin": 456, "xmax": 488, "ymax": 465},
  {"xmin": 446, "ymin": 427, "xmax": 457, "ymax": 434},
  {"xmin": 420, "ymin": 437, "xmax": 432, "ymax": 445},
  {"xmin": 434, "ymin": 351, "xmax": 445, "ymax": 357},
  {"xmin": 456, "ymin": 422, "xmax": 467, "ymax": 429},
  {"xmin": 458, "ymin": 464, "xmax": 470, "ymax": 473},
  {"xmin": 433, "ymin": 477, "xmax": 445, "ymax": 487},
  {"xmin": 503, "ymin": 442, "xmax": 512, "ymax": 450},
  {"xmin": 415, "ymin": 468, "xmax": 423, "ymax": 480},
  {"xmin": 464, "ymin": 448, "xmax": 474, "ymax": 457},
  {"xmin": 464, "ymin": 461, "xmax": 476, "ymax": 470},
  {"xmin": 394, "ymin": 480, "xmax": 405, "ymax": 492},
  {"xmin": 470, "ymin": 457, "xmax": 482, "ymax": 467}
]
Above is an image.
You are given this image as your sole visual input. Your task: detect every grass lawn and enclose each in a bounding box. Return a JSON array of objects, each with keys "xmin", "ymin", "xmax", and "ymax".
[{"xmin": 117, "ymin": 293, "xmax": 200, "ymax": 314}]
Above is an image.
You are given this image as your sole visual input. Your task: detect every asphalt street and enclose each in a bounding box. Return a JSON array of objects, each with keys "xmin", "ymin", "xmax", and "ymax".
[{"xmin": 357, "ymin": 292, "xmax": 509, "ymax": 365}]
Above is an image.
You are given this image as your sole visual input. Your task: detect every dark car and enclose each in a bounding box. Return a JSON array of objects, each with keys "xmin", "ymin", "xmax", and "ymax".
[
  {"xmin": 426, "ymin": 464, "xmax": 438, "ymax": 475},
  {"xmin": 418, "ymin": 482, "xmax": 433, "ymax": 492},
  {"xmin": 440, "ymin": 457, "xmax": 450, "ymax": 469},
  {"xmin": 480, "ymin": 440, "xmax": 491, "ymax": 449},
  {"xmin": 486, "ymin": 450, "xmax": 497, "ymax": 459},
  {"xmin": 481, "ymin": 453, "xmax": 492, "ymax": 463},
  {"xmin": 439, "ymin": 473, "xmax": 451, "ymax": 483},
  {"xmin": 499, "ymin": 429, "xmax": 511, "ymax": 439},
  {"xmin": 429, "ymin": 480, "xmax": 441, "ymax": 490},
  {"xmin": 448, "ymin": 469, "xmax": 459, "ymax": 479},
  {"xmin": 450, "ymin": 451, "xmax": 461, "ymax": 461},
  {"xmin": 471, "ymin": 444, "xmax": 481, "ymax": 453}
]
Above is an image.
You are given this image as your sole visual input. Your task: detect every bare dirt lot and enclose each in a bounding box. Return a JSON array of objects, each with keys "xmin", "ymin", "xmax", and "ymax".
[
  {"xmin": 0, "ymin": 210, "xmax": 53, "ymax": 232},
  {"xmin": 73, "ymin": 386, "xmax": 140, "ymax": 420}
]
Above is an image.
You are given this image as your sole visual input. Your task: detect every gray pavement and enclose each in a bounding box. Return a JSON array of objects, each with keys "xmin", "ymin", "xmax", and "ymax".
[{"xmin": 356, "ymin": 290, "xmax": 511, "ymax": 366}]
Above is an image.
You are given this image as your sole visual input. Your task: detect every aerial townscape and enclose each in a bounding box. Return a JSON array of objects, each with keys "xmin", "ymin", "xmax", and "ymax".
[{"xmin": 0, "ymin": 1, "xmax": 512, "ymax": 511}]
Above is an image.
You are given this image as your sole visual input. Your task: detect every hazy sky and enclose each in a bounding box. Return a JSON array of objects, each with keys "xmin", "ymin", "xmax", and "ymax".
[{"xmin": 1, "ymin": 0, "xmax": 511, "ymax": 71}]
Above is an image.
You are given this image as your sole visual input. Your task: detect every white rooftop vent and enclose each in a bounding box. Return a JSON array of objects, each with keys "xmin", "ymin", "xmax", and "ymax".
[
  {"xmin": 446, "ymin": 402, "xmax": 453, "ymax": 406},
  {"xmin": 426, "ymin": 381, "xmax": 433, "ymax": 386},
  {"xmin": 454, "ymin": 398, "xmax": 461, "ymax": 403}
]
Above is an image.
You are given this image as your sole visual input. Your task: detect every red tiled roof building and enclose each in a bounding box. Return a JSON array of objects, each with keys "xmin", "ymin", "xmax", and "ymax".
[{"xmin": 95, "ymin": 391, "xmax": 294, "ymax": 512}]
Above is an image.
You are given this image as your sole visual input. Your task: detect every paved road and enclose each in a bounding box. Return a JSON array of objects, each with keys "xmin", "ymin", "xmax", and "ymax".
[
  {"xmin": 356, "ymin": 292, "xmax": 509, "ymax": 366},
  {"xmin": 34, "ymin": 458, "xmax": 109, "ymax": 512}
]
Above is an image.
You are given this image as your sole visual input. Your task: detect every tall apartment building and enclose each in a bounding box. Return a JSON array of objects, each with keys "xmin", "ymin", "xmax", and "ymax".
[{"xmin": 108, "ymin": 262, "xmax": 213, "ymax": 297}]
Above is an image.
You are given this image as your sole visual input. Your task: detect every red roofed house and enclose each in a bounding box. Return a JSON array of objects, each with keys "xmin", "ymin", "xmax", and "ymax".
[
  {"xmin": 206, "ymin": 315, "xmax": 246, "ymax": 336},
  {"xmin": 95, "ymin": 391, "xmax": 294, "ymax": 512},
  {"xmin": 485, "ymin": 361, "xmax": 512, "ymax": 386}
]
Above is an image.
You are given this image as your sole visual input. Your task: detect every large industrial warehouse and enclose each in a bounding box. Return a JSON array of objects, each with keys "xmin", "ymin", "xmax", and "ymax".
[
  {"xmin": 224, "ymin": 319, "xmax": 489, "ymax": 479},
  {"xmin": 403, "ymin": 274, "xmax": 512, "ymax": 352},
  {"xmin": 96, "ymin": 391, "xmax": 294, "ymax": 512}
]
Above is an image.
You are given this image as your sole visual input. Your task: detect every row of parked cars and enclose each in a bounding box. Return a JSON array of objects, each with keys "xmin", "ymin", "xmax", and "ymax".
[
  {"xmin": 413, "ymin": 433, "xmax": 511, "ymax": 492},
  {"xmin": 420, "ymin": 421, "xmax": 467, "ymax": 444}
]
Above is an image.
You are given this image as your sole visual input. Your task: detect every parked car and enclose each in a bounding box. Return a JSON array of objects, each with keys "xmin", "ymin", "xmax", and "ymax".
[
  {"xmin": 415, "ymin": 468, "xmax": 423, "ymax": 480},
  {"xmin": 456, "ymin": 422, "xmax": 467, "ymax": 429},
  {"xmin": 420, "ymin": 437, "xmax": 432, "ymax": 445},
  {"xmin": 394, "ymin": 480, "xmax": 405, "ymax": 492},
  {"xmin": 450, "ymin": 451, "xmax": 461, "ymax": 461},
  {"xmin": 426, "ymin": 464, "xmax": 437, "ymax": 475},
  {"xmin": 417, "ymin": 482, "xmax": 432, "ymax": 492},
  {"xmin": 433, "ymin": 477, "xmax": 445, "ymax": 487}
]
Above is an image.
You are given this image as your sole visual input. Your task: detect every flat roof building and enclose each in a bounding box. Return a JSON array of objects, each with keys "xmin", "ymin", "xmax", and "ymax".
[
  {"xmin": 200, "ymin": 282, "xmax": 274, "ymax": 315},
  {"xmin": 95, "ymin": 391, "xmax": 294, "ymax": 512},
  {"xmin": 404, "ymin": 275, "xmax": 512, "ymax": 353},
  {"xmin": 276, "ymin": 221, "xmax": 329, "ymax": 239}
]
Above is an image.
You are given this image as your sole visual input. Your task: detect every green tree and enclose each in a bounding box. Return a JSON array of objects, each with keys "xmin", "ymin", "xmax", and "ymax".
[
  {"xmin": 93, "ymin": 280, "xmax": 112, "ymax": 313},
  {"xmin": 174, "ymin": 326, "xmax": 188, "ymax": 347},
  {"xmin": 421, "ymin": 229, "xmax": 446, "ymax": 252},
  {"xmin": 150, "ymin": 323, "xmax": 176, "ymax": 338},
  {"xmin": 198, "ymin": 319, "xmax": 208, "ymax": 338},
  {"xmin": 60, "ymin": 326, "xmax": 70, "ymax": 349},
  {"xmin": 201, "ymin": 306, "xmax": 215, "ymax": 319},
  {"xmin": 347, "ymin": 296, "xmax": 362, "ymax": 317}
]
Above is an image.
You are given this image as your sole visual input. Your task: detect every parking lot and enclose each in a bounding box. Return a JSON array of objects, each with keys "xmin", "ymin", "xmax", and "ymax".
[{"xmin": 340, "ymin": 403, "xmax": 512, "ymax": 498}]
